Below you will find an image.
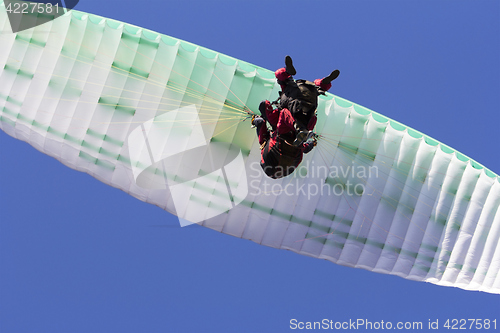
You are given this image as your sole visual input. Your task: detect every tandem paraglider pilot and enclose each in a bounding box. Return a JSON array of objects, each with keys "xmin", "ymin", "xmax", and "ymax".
[{"xmin": 252, "ymin": 55, "xmax": 339, "ymax": 179}]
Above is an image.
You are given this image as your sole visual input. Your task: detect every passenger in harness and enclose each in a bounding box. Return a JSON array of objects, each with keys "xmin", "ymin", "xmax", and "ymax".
[{"xmin": 252, "ymin": 56, "xmax": 339, "ymax": 179}]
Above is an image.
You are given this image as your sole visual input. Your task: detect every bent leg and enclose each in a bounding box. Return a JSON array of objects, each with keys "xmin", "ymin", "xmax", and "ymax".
[
  {"xmin": 314, "ymin": 78, "xmax": 331, "ymax": 92},
  {"xmin": 276, "ymin": 55, "xmax": 296, "ymax": 82},
  {"xmin": 314, "ymin": 70, "xmax": 339, "ymax": 92}
]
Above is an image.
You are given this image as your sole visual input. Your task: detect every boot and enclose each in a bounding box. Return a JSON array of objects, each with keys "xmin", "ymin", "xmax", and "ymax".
[
  {"xmin": 322, "ymin": 69, "xmax": 340, "ymax": 85},
  {"xmin": 285, "ymin": 55, "xmax": 296, "ymax": 76}
]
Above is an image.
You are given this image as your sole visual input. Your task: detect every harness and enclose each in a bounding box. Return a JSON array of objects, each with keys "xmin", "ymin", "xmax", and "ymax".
[{"xmin": 274, "ymin": 79, "xmax": 320, "ymax": 127}]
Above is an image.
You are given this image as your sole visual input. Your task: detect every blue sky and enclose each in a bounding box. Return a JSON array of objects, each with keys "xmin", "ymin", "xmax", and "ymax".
[{"xmin": 1, "ymin": 1, "xmax": 499, "ymax": 332}]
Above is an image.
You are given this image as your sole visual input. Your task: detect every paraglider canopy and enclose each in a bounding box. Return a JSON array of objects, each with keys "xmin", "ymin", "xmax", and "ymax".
[{"xmin": 0, "ymin": 2, "xmax": 498, "ymax": 295}]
